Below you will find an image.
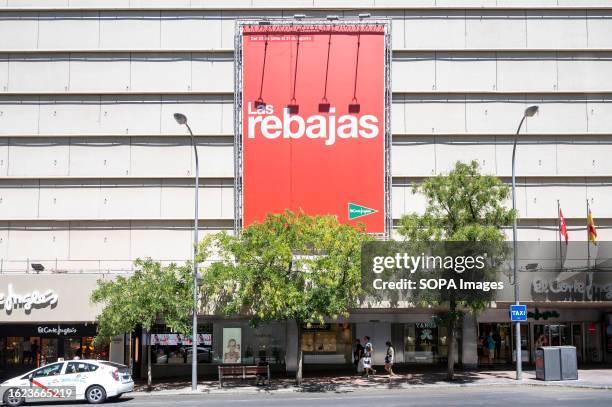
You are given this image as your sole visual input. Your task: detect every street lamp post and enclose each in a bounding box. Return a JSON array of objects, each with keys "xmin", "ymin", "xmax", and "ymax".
[
  {"xmin": 173, "ymin": 113, "xmax": 199, "ymax": 391},
  {"xmin": 512, "ymin": 105, "xmax": 539, "ymax": 380}
]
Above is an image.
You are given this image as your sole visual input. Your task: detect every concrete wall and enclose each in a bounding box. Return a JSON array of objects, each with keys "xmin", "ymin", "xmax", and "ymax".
[
  {"xmin": 0, "ymin": 273, "xmax": 111, "ymax": 322},
  {"xmin": 1, "ymin": 2, "xmax": 611, "ymax": 270}
]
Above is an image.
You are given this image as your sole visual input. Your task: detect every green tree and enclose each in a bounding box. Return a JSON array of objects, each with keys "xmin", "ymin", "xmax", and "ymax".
[
  {"xmin": 91, "ymin": 258, "xmax": 194, "ymax": 389},
  {"xmin": 202, "ymin": 210, "xmax": 372, "ymax": 384},
  {"xmin": 397, "ymin": 160, "xmax": 513, "ymax": 380}
]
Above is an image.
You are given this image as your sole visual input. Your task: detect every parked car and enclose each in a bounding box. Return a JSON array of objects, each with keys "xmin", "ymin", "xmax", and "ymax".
[{"xmin": 1, "ymin": 360, "xmax": 133, "ymax": 406}]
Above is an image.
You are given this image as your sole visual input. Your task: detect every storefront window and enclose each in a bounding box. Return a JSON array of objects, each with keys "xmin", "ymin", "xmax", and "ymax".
[
  {"xmin": 301, "ymin": 323, "xmax": 352, "ymax": 364},
  {"xmin": 403, "ymin": 322, "xmax": 446, "ymax": 364},
  {"xmin": 478, "ymin": 323, "xmax": 512, "ymax": 365},
  {"xmin": 40, "ymin": 338, "xmax": 58, "ymax": 365},
  {"xmin": 243, "ymin": 323, "xmax": 286, "ymax": 365},
  {"xmin": 4, "ymin": 337, "xmax": 22, "ymax": 365},
  {"xmin": 151, "ymin": 323, "xmax": 213, "ymax": 365},
  {"xmin": 64, "ymin": 338, "xmax": 81, "ymax": 360},
  {"xmin": 0, "ymin": 325, "xmax": 107, "ymax": 369},
  {"xmin": 151, "ymin": 321, "xmax": 287, "ymax": 366}
]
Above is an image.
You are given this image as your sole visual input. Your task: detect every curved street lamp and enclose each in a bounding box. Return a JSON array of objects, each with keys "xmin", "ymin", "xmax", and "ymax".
[
  {"xmin": 173, "ymin": 112, "xmax": 199, "ymax": 391},
  {"xmin": 512, "ymin": 105, "xmax": 539, "ymax": 381}
]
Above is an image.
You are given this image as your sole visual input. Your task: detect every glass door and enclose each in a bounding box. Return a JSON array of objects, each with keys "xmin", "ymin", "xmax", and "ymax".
[
  {"xmin": 40, "ymin": 338, "xmax": 59, "ymax": 365},
  {"xmin": 585, "ymin": 322, "xmax": 603, "ymax": 363},
  {"xmin": 511, "ymin": 323, "xmax": 530, "ymax": 364},
  {"xmin": 64, "ymin": 338, "xmax": 82, "ymax": 360},
  {"xmin": 478, "ymin": 323, "xmax": 513, "ymax": 365},
  {"xmin": 549, "ymin": 324, "xmax": 570, "ymax": 346},
  {"xmin": 571, "ymin": 323, "xmax": 583, "ymax": 363}
]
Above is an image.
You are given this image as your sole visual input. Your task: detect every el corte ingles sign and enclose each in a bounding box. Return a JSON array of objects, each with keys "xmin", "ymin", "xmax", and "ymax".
[{"xmin": 0, "ymin": 284, "xmax": 59, "ymax": 314}]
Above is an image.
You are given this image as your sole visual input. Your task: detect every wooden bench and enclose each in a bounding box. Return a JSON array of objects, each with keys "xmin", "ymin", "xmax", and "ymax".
[{"xmin": 218, "ymin": 365, "xmax": 271, "ymax": 388}]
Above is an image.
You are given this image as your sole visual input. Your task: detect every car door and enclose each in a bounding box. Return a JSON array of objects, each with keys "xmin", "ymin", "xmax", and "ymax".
[
  {"xmin": 26, "ymin": 362, "xmax": 65, "ymax": 402},
  {"xmin": 64, "ymin": 361, "xmax": 99, "ymax": 399}
]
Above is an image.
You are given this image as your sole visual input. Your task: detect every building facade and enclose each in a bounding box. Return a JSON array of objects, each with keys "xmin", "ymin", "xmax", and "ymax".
[{"xmin": 1, "ymin": 1, "xmax": 612, "ymax": 377}]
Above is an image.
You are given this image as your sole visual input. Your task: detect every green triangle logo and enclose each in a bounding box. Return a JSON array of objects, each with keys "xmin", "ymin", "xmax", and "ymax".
[{"xmin": 348, "ymin": 202, "xmax": 378, "ymax": 220}]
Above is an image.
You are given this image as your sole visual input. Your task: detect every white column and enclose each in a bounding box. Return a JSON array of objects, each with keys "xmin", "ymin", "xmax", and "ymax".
[{"xmin": 461, "ymin": 313, "xmax": 479, "ymax": 369}]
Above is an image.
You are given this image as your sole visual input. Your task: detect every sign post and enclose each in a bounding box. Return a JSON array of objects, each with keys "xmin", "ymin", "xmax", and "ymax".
[{"xmin": 510, "ymin": 304, "xmax": 527, "ymax": 370}]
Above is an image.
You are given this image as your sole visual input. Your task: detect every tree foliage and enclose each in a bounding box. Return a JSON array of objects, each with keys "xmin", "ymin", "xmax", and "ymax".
[
  {"xmin": 203, "ymin": 210, "xmax": 372, "ymax": 325},
  {"xmin": 398, "ymin": 160, "xmax": 514, "ymax": 245},
  {"xmin": 90, "ymin": 258, "xmax": 194, "ymax": 347}
]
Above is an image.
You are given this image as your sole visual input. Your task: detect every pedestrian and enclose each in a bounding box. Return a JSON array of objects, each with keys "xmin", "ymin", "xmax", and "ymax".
[
  {"xmin": 353, "ymin": 339, "xmax": 364, "ymax": 375},
  {"xmin": 22, "ymin": 339, "xmax": 32, "ymax": 365},
  {"xmin": 493, "ymin": 330, "xmax": 502, "ymax": 359},
  {"xmin": 362, "ymin": 336, "xmax": 376, "ymax": 377},
  {"xmin": 255, "ymin": 357, "xmax": 269, "ymax": 386},
  {"xmin": 485, "ymin": 332, "xmax": 496, "ymax": 365},
  {"xmin": 31, "ymin": 340, "xmax": 39, "ymax": 367},
  {"xmin": 384, "ymin": 341, "xmax": 395, "ymax": 377}
]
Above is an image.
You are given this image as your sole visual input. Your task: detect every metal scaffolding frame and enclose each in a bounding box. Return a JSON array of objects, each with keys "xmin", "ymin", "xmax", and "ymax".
[{"xmin": 234, "ymin": 18, "xmax": 392, "ymax": 239}]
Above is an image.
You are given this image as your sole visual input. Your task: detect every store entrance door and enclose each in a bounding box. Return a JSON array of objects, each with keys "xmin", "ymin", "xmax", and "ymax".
[
  {"xmin": 571, "ymin": 323, "xmax": 584, "ymax": 363},
  {"xmin": 585, "ymin": 322, "xmax": 603, "ymax": 363},
  {"xmin": 40, "ymin": 338, "xmax": 59, "ymax": 365},
  {"xmin": 478, "ymin": 323, "xmax": 513, "ymax": 365}
]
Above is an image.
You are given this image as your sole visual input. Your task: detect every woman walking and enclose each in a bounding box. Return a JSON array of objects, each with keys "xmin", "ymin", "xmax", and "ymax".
[
  {"xmin": 384, "ymin": 341, "xmax": 395, "ymax": 376},
  {"xmin": 362, "ymin": 336, "xmax": 376, "ymax": 377}
]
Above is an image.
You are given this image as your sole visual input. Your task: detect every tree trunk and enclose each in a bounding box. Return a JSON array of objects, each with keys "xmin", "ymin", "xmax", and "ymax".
[
  {"xmin": 447, "ymin": 301, "xmax": 457, "ymax": 381},
  {"xmin": 447, "ymin": 316, "xmax": 455, "ymax": 381},
  {"xmin": 146, "ymin": 329, "xmax": 152, "ymax": 391},
  {"xmin": 296, "ymin": 320, "xmax": 303, "ymax": 385},
  {"xmin": 128, "ymin": 332, "xmax": 134, "ymax": 374}
]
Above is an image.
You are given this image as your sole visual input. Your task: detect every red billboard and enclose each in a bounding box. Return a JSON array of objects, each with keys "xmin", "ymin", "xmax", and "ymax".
[{"xmin": 239, "ymin": 22, "xmax": 389, "ymax": 233}]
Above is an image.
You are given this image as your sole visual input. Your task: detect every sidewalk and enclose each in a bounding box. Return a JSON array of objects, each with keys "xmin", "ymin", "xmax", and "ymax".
[{"xmin": 131, "ymin": 369, "xmax": 612, "ymax": 396}]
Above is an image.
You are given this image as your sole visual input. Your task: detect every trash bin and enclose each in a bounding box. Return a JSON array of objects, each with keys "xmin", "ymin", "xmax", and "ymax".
[
  {"xmin": 535, "ymin": 346, "xmax": 561, "ymax": 381},
  {"xmin": 559, "ymin": 346, "xmax": 578, "ymax": 380}
]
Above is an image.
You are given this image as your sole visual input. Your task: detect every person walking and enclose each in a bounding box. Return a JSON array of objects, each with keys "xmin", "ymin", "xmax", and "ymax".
[
  {"xmin": 362, "ymin": 336, "xmax": 376, "ymax": 377},
  {"xmin": 22, "ymin": 339, "xmax": 32, "ymax": 365},
  {"xmin": 384, "ymin": 341, "xmax": 395, "ymax": 377},
  {"xmin": 31, "ymin": 340, "xmax": 39, "ymax": 367},
  {"xmin": 353, "ymin": 339, "xmax": 364, "ymax": 375},
  {"xmin": 493, "ymin": 330, "xmax": 502, "ymax": 360},
  {"xmin": 485, "ymin": 332, "xmax": 496, "ymax": 365}
]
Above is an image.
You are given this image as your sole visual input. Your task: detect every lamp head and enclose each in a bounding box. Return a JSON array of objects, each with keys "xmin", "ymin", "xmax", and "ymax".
[
  {"xmin": 173, "ymin": 113, "xmax": 187, "ymax": 125},
  {"xmin": 524, "ymin": 105, "xmax": 539, "ymax": 117}
]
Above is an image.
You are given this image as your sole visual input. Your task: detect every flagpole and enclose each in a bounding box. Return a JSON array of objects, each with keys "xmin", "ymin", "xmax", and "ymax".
[
  {"xmin": 586, "ymin": 199, "xmax": 590, "ymax": 271},
  {"xmin": 558, "ymin": 199, "xmax": 563, "ymax": 271}
]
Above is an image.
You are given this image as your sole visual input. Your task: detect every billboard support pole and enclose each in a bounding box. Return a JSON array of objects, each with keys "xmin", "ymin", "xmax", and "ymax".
[
  {"xmin": 384, "ymin": 20, "xmax": 393, "ymax": 239},
  {"xmin": 234, "ymin": 22, "xmax": 244, "ymax": 233}
]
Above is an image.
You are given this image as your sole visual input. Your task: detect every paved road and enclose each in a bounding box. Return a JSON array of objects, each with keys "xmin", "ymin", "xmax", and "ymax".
[{"xmin": 34, "ymin": 386, "xmax": 612, "ymax": 407}]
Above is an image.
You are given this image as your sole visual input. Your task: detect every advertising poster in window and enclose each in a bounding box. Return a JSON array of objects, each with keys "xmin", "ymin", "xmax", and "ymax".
[
  {"xmin": 237, "ymin": 22, "xmax": 390, "ymax": 234},
  {"xmin": 222, "ymin": 328, "xmax": 242, "ymax": 364}
]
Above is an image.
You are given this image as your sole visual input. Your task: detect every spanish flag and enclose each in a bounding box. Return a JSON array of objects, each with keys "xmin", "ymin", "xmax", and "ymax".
[{"xmin": 587, "ymin": 209, "xmax": 597, "ymax": 245}]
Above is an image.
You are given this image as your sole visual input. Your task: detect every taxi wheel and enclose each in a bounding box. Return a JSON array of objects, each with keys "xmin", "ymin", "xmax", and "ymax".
[
  {"xmin": 85, "ymin": 385, "xmax": 107, "ymax": 404},
  {"xmin": 3, "ymin": 389, "xmax": 25, "ymax": 407}
]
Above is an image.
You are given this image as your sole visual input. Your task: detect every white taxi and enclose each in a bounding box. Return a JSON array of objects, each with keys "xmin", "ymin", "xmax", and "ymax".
[{"xmin": 1, "ymin": 360, "xmax": 133, "ymax": 406}]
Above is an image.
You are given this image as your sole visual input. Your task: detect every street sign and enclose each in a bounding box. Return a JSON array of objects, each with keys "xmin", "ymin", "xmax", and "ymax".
[{"xmin": 510, "ymin": 304, "xmax": 527, "ymax": 321}]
